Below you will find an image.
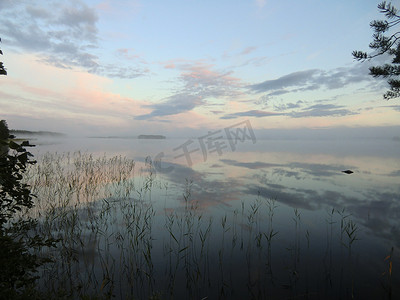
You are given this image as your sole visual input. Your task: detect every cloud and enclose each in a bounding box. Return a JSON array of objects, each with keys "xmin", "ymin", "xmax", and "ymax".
[
  {"xmin": 57, "ymin": 3, "xmax": 98, "ymax": 41},
  {"xmin": 0, "ymin": 59, "xmax": 152, "ymax": 135},
  {"xmin": 159, "ymin": 60, "xmax": 242, "ymax": 98},
  {"xmin": 221, "ymin": 103, "xmax": 356, "ymax": 120},
  {"xmin": 164, "ymin": 63, "xmax": 176, "ymax": 69},
  {"xmin": 135, "ymin": 93, "xmax": 204, "ymax": 120},
  {"xmin": 25, "ymin": 6, "xmax": 52, "ymax": 19},
  {"xmin": 136, "ymin": 61, "xmax": 242, "ymax": 120},
  {"xmin": 239, "ymin": 46, "xmax": 257, "ymax": 56},
  {"xmin": 248, "ymin": 63, "xmax": 374, "ymax": 98},
  {"xmin": 274, "ymin": 100, "xmax": 304, "ymax": 111},
  {"xmin": 289, "ymin": 103, "xmax": 357, "ymax": 118},
  {"xmin": 387, "ymin": 170, "xmax": 400, "ymax": 177},
  {"xmin": 249, "ymin": 69, "xmax": 319, "ymax": 93},
  {"xmin": 97, "ymin": 64, "xmax": 149, "ymax": 79},
  {"xmin": 0, "ymin": 0, "xmax": 147, "ymax": 79},
  {"xmin": 178, "ymin": 62, "xmax": 242, "ymax": 98},
  {"xmin": 116, "ymin": 48, "xmax": 140, "ymax": 60},
  {"xmin": 2, "ymin": 1, "xmax": 98, "ymax": 60},
  {"xmin": 384, "ymin": 105, "xmax": 400, "ymax": 112},
  {"xmin": 221, "ymin": 109, "xmax": 284, "ymax": 119},
  {"xmin": 210, "ymin": 110, "xmax": 224, "ymax": 115}
]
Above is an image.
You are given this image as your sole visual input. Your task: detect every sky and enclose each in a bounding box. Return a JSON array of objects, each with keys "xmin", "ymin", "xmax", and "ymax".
[{"xmin": 0, "ymin": 0, "xmax": 399, "ymax": 137}]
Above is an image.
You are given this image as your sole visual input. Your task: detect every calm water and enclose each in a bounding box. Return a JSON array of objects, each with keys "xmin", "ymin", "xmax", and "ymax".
[{"xmin": 26, "ymin": 135, "xmax": 399, "ymax": 299}]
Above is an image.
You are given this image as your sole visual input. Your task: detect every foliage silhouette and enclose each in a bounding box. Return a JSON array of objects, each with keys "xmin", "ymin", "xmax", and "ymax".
[
  {"xmin": 0, "ymin": 120, "xmax": 10, "ymax": 142},
  {"xmin": 0, "ymin": 126, "xmax": 57, "ymax": 297},
  {"xmin": 0, "ymin": 136, "xmax": 36, "ymax": 226},
  {"xmin": 353, "ymin": 1, "xmax": 400, "ymax": 99},
  {"xmin": 0, "ymin": 37, "xmax": 6, "ymax": 75}
]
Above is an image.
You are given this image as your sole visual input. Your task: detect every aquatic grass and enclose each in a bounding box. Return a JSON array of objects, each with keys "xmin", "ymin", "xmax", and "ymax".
[
  {"xmin": 11, "ymin": 151, "xmax": 396, "ymax": 299},
  {"xmin": 293, "ymin": 208, "xmax": 301, "ymax": 266},
  {"xmin": 263, "ymin": 198, "xmax": 278, "ymax": 279},
  {"xmin": 382, "ymin": 247, "xmax": 394, "ymax": 299},
  {"xmin": 282, "ymin": 208, "xmax": 302, "ymax": 296},
  {"xmin": 323, "ymin": 207, "xmax": 337, "ymax": 293}
]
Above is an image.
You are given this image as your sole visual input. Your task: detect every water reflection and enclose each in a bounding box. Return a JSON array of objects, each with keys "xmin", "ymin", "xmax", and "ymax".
[
  {"xmin": 25, "ymin": 136, "xmax": 399, "ymax": 298},
  {"xmin": 30, "ymin": 136, "xmax": 400, "ymax": 247}
]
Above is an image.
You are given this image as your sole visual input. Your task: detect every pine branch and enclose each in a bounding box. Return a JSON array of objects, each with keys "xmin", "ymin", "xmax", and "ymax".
[
  {"xmin": 370, "ymin": 64, "xmax": 400, "ymax": 77},
  {"xmin": 378, "ymin": 1, "xmax": 399, "ymax": 19},
  {"xmin": 354, "ymin": 2, "xmax": 400, "ymax": 99}
]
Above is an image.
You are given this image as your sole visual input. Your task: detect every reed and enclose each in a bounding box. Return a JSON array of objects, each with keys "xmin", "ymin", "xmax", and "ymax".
[{"xmin": 10, "ymin": 151, "xmax": 393, "ymax": 299}]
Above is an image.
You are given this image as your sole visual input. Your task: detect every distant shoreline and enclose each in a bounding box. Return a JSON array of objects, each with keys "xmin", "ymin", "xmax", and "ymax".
[
  {"xmin": 87, "ymin": 135, "xmax": 167, "ymax": 139},
  {"xmin": 138, "ymin": 135, "xmax": 166, "ymax": 140},
  {"xmin": 10, "ymin": 129, "xmax": 66, "ymax": 137}
]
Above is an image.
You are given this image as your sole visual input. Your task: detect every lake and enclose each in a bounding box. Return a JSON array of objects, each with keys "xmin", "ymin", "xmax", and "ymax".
[{"xmin": 23, "ymin": 133, "xmax": 400, "ymax": 299}]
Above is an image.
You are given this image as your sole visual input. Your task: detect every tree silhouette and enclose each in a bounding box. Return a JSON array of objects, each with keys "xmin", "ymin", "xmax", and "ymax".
[
  {"xmin": 353, "ymin": 1, "xmax": 400, "ymax": 99},
  {"xmin": 0, "ymin": 120, "xmax": 10, "ymax": 140},
  {"xmin": 0, "ymin": 37, "xmax": 6, "ymax": 75}
]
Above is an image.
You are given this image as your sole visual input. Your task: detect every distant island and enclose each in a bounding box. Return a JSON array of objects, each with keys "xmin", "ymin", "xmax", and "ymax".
[
  {"xmin": 10, "ymin": 130, "xmax": 66, "ymax": 137},
  {"xmin": 87, "ymin": 135, "xmax": 166, "ymax": 139},
  {"xmin": 138, "ymin": 135, "xmax": 166, "ymax": 140}
]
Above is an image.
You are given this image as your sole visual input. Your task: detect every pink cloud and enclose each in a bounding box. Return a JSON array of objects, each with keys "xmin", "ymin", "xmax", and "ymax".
[
  {"xmin": 179, "ymin": 62, "xmax": 242, "ymax": 97},
  {"xmin": 164, "ymin": 63, "xmax": 176, "ymax": 69},
  {"xmin": 116, "ymin": 48, "xmax": 141, "ymax": 60}
]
